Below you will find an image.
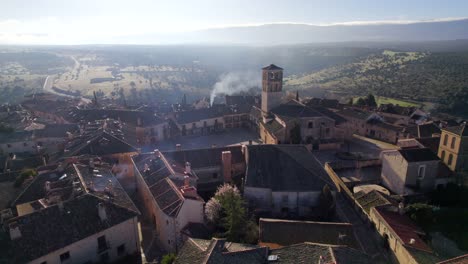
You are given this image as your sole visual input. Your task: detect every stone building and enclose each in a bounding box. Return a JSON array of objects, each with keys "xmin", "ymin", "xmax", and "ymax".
[
  {"xmin": 132, "ymin": 152, "xmax": 205, "ymax": 252},
  {"xmin": 437, "ymin": 123, "xmax": 468, "ymax": 184},
  {"xmin": 380, "ymin": 148, "xmax": 452, "ymax": 195}
]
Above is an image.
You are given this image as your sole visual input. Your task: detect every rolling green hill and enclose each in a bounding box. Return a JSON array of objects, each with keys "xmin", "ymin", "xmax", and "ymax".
[{"xmin": 286, "ymin": 50, "xmax": 468, "ymax": 117}]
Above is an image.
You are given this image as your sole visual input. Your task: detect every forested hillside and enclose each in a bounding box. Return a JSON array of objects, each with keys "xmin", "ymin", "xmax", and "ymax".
[{"xmin": 286, "ymin": 50, "xmax": 468, "ymax": 117}]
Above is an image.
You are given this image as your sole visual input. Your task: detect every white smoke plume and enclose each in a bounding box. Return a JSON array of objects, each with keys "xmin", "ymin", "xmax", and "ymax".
[{"xmin": 210, "ymin": 71, "xmax": 261, "ymax": 105}]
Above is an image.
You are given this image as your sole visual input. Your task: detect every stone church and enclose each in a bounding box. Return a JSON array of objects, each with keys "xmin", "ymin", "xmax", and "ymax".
[{"xmin": 258, "ymin": 64, "xmax": 338, "ymax": 148}]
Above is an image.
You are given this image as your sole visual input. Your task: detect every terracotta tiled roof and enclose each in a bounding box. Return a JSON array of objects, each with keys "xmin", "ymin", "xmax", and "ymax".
[{"xmin": 373, "ymin": 206, "xmax": 432, "ymax": 253}]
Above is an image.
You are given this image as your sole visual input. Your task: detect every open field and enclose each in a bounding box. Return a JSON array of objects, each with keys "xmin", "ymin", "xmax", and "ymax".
[{"xmin": 352, "ymin": 96, "xmax": 423, "ymax": 107}]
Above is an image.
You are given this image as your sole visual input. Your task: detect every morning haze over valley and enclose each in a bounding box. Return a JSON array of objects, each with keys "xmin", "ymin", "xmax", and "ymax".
[{"xmin": 0, "ymin": 1, "xmax": 467, "ymax": 264}]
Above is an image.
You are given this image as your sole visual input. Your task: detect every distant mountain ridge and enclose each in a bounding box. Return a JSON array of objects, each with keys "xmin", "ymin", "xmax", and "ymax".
[{"xmin": 130, "ymin": 19, "xmax": 468, "ymax": 45}]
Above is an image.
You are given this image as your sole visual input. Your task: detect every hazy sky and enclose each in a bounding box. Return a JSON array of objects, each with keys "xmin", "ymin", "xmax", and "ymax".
[{"xmin": 1, "ymin": 0, "xmax": 467, "ymax": 44}]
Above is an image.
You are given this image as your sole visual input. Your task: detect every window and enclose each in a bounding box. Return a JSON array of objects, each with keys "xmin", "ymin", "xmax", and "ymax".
[
  {"xmin": 282, "ymin": 195, "xmax": 288, "ymax": 204},
  {"xmin": 117, "ymin": 244, "xmax": 126, "ymax": 256},
  {"xmin": 7, "ymin": 144, "xmax": 11, "ymax": 148},
  {"xmin": 444, "ymin": 134, "xmax": 448, "ymax": 146},
  {"xmin": 451, "ymin": 137, "xmax": 456, "ymax": 149},
  {"xmin": 441, "ymin": 150, "xmax": 446, "ymax": 161},
  {"xmin": 97, "ymin": 235, "xmax": 108, "ymax": 252},
  {"xmin": 308, "ymin": 122, "xmax": 313, "ymax": 129},
  {"xmin": 60, "ymin": 252, "xmax": 70, "ymax": 263},
  {"xmin": 23, "ymin": 142, "xmax": 28, "ymax": 147},
  {"xmin": 448, "ymin": 154, "xmax": 454, "ymax": 166},
  {"xmin": 166, "ymin": 220, "xmax": 169, "ymax": 225},
  {"xmin": 417, "ymin": 165, "xmax": 426, "ymax": 179},
  {"xmin": 212, "ymin": 173, "xmax": 218, "ymax": 179},
  {"xmin": 168, "ymin": 240, "xmax": 171, "ymax": 244}
]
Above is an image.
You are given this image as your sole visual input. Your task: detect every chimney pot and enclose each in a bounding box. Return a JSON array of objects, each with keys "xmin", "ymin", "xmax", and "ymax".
[
  {"xmin": 9, "ymin": 222, "xmax": 21, "ymax": 240},
  {"xmin": 98, "ymin": 203, "xmax": 107, "ymax": 221},
  {"xmin": 184, "ymin": 175, "xmax": 190, "ymax": 188},
  {"xmin": 185, "ymin": 162, "xmax": 191, "ymax": 174},
  {"xmin": 45, "ymin": 181, "xmax": 51, "ymax": 192},
  {"xmin": 176, "ymin": 144, "xmax": 181, "ymax": 151},
  {"xmin": 222, "ymin": 151, "xmax": 232, "ymax": 183}
]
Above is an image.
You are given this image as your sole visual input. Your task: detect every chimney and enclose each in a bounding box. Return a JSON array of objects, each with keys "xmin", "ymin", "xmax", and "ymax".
[
  {"xmin": 222, "ymin": 151, "xmax": 232, "ymax": 183},
  {"xmin": 98, "ymin": 203, "xmax": 107, "ymax": 221},
  {"xmin": 398, "ymin": 202, "xmax": 405, "ymax": 215},
  {"xmin": 176, "ymin": 144, "xmax": 182, "ymax": 151},
  {"xmin": 248, "ymin": 140, "xmax": 252, "ymax": 145},
  {"xmin": 137, "ymin": 117, "xmax": 142, "ymax": 126},
  {"xmin": 9, "ymin": 222, "xmax": 21, "ymax": 240},
  {"xmin": 58, "ymin": 201, "xmax": 64, "ymax": 211},
  {"xmin": 45, "ymin": 181, "xmax": 51, "ymax": 192},
  {"xmin": 183, "ymin": 175, "xmax": 190, "ymax": 187},
  {"xmin": 185, "ymin": 162, "xmax": 191, "ymax": 174},
  {"xmin": 154, "ymin": 149, "xmax": 161, "ymax": 157}
]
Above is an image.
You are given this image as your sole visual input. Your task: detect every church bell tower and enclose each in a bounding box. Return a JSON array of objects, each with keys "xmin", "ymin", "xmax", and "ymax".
[{"xmin": 261, "ymin": 64, "xmax": 283, "ymax": 113}]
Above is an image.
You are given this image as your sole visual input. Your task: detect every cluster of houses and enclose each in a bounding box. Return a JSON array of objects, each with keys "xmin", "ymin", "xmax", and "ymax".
[{"xmin": 0, "ymin": 65, "xmax": 467, "ymax": 264}]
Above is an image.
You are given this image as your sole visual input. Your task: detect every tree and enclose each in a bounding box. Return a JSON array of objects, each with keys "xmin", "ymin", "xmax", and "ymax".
[
  {"xmin": 205, "ymin": 184, "xmax": 256, "ymax": 243},
  {"xmin": 161, "ymin": 253, "xmax": 176, "ymax": 264},
  {"xmin": 355, "ymin": 97, "xmax": 366, "ymax": 106},
  {"xmin": 317, "ymin": 185, "xmax": 336, "ymax": 221},
  {"xmin": 14, "ymin": 168, "xmax": 37, "ymax": 188},
  {"xmin": 290, "ymin": 123, "xmax": 301, "ymax": 144},
  {"xmin": 366, "ymin": 93, "xmax": 378, "ymax": 107},
  {"xmin": 406, "ymin": 203, "xmax": 434, "ymax": 229}
]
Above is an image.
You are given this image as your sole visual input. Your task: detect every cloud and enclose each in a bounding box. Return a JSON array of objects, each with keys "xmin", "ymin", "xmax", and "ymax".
[{"xmin": 1, "ymin": 16, "xmax": 467, "ymax": 45}]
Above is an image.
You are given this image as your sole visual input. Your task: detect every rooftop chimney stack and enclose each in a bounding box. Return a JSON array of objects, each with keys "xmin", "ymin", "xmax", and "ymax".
[
  {"xmin": 185, "ymin": 162, "xmax": 191, "ymax": 174},
  {"xmin": 184, "ymin": 175, "xmax": 190, "ymax": 188},
  {"xmin": 9, "ymin": 222, "xmax": 21, "ymax": 240},
  {"xmin": 45, "ymin": 181, "xmax": 51, "ymax": 192},
  {"xmin": 176, "ymin": 144, "xmax": 182, "ymax": 151},
  {"xmin": 398, "ymin": 202, "xmax": 405, "ymax": 215},
  {"xmin": 222, "ymin": 151, "xmax": 232, "ymax": 183},
  {"xmin": 98, "ymin": 203, "xmax": 107, "ymax": 221},
  {"xmin": 154, "ymin": 149, "xmax": 161, "ymax": 157}
]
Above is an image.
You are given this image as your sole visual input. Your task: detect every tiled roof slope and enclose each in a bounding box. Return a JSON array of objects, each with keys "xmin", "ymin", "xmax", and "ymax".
[
  {"xmin": 162, "ymin": 145, "xmax": 244, "ymax": 169},
  {"xmin": 9, "ymin": 194, "xmax": 138, "ymax": 263},
  {"xmin": 271, "ymin": 242, "xmax": 373, "ymax": 264},
  {"xmin": 373, "ymin": 206, "xmax": 432, "ymax": 253},
  {"xmin": 398, "ymin": 148, "xmax": 439, "ymax": 162},
  {"xmin": 262, "ymin": 64, "xmax": 283, "ymax": 70},
  {"xmin": 354, "ymin": 190, "xmax": 394, "ymax": 213},
  {"xmin": 175, "ymin": 238, "xmax": 267, "ymax": 264},
  {"xmin": 245, "ymin": 145, "xmax": 332, "ymax": 191},
  {"xmin": 150, "ymin": 177, "xmax": 184, "ymax": 217},
  {"xmin": 64, "ymin": 130, "xmax": 138, "ymax": 157},
  {"xmin": 443, "ymin": 123, "xmax": 468, "ymax": 136},
  {"xmin": 259, "ymin": 218, "xmax": 359, "ymax": 249}
]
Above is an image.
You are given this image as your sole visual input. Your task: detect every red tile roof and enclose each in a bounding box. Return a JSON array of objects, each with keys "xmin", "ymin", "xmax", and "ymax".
[{"xmin": 374, "ymin": 206, "xmax": 432, "ymax": 253}]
